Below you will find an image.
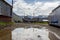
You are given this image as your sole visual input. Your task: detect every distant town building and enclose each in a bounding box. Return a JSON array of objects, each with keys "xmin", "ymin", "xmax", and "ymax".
[
  {"xmin": 23, "ymin": 15, "xmax": 48, "ymax": 22},
  {"xmin": 22, "ymin": 16, "xmax": 31, "ymax": 22},
  {"xmin": 0, "ymin": 0, "xmax": 12, "ymax": 22},
  {"xmin": 38, "ymin": 15, "xmax": 48, "ymax": 22}
]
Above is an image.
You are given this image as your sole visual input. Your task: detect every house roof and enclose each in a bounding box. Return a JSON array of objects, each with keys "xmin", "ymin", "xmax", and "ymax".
[
  {"xmin": 1, "ymin": 0, "xmax": 12, "ymax": 8},
  {"xmin": 52, "ymin": 5, "xmax": 60, "ymax": 12}
]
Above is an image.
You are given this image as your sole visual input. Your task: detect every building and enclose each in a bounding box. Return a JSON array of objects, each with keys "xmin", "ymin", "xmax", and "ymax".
[
  {"xmin": 0, "ymin": 0, "xmax": 12, "ymax": 22},
  {"xmin": 23, "ymin": 16, "xmax": 31, "ymax": 22},
  {"xmin": 22, "ymin": 15, "xmax": 48, "ymax": 22},
  {"xmin": 12, "ymin": 13, "xmax": 23, "ymax": 23},
  {"xmin": 48, "ymin": 5, "xmax": 60, "ymax": 27},
  {"xmin": 38, "ymin": 15, "xmax": 48, "ymax": 22}
]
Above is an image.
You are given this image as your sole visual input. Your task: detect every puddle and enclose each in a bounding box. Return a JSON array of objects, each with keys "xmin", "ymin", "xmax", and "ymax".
[{"xmin": 12, "ymin": 27, "xmax": 50, "ymax": 40}]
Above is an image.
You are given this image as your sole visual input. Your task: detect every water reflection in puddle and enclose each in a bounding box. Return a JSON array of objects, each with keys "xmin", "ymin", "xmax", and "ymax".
[{"xmin": 12, "ymin": 27, "xmax": 50, "ymax": 40}]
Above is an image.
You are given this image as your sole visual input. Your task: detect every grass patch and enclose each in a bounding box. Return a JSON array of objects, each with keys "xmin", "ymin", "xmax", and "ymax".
[
  {"xmin": 0, "ymin": 22, "xmax": 14, "ymax": 27},
  {"xmin": 32, "ymin": 22, "xmax": 48, "ymax": 24}
]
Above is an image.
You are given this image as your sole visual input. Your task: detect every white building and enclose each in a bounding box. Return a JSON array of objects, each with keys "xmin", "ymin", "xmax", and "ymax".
[{"xmin": 48, "ymin": 5, "xmax": 60, "ymax": 27}]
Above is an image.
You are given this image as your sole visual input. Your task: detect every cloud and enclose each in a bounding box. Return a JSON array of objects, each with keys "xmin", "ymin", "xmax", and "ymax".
[
  {"xmin": 13, "ymin": 0, "xmax": 60, "ymax": 16},
  {"xmin": 37, "ymin": 0, "xmax": 60, "ymax": 2},
  {"xmin": 40, "ymin": 2, "xmax": 60, "ymax": 15}
]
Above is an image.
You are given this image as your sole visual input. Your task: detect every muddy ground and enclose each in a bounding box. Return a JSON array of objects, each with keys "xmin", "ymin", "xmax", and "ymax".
[{"xmin": 11, "ymin": 23, "xmax": 60, "ymax": 40}]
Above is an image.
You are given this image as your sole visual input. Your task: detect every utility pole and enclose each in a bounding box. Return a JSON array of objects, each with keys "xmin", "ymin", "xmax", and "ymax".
[
  {"xmin": 12, "ymin": 0, "xmax": 13, "ymax": 12},
  {"xmin": 12, "ymin": 0, "xmax": 13, "ymax": 7},
  {"xmin": 33, "ymin": 5, "xmax": 41, "ymax": 17},
  {"xmin": 11, "ymin": 0, "xmax": 13, "ymax": 22},
  {"xmin": 11, "ymin": 0, "xmax": 13, "ymax": 17}
]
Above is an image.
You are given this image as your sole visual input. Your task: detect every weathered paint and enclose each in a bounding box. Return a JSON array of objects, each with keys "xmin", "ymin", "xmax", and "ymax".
[
  {"xmin": 0, "ymin": 0, "xmax": 12, "ymax": 22},
  {"xmin": 0, "ymin": 15, "xmax": 11, "ymax": 22}
]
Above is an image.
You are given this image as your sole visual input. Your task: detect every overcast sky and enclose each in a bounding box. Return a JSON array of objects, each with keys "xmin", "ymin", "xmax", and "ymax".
[{"xmin": 6, "ymin": 0, "xmax": 60, "ymax": 16}]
